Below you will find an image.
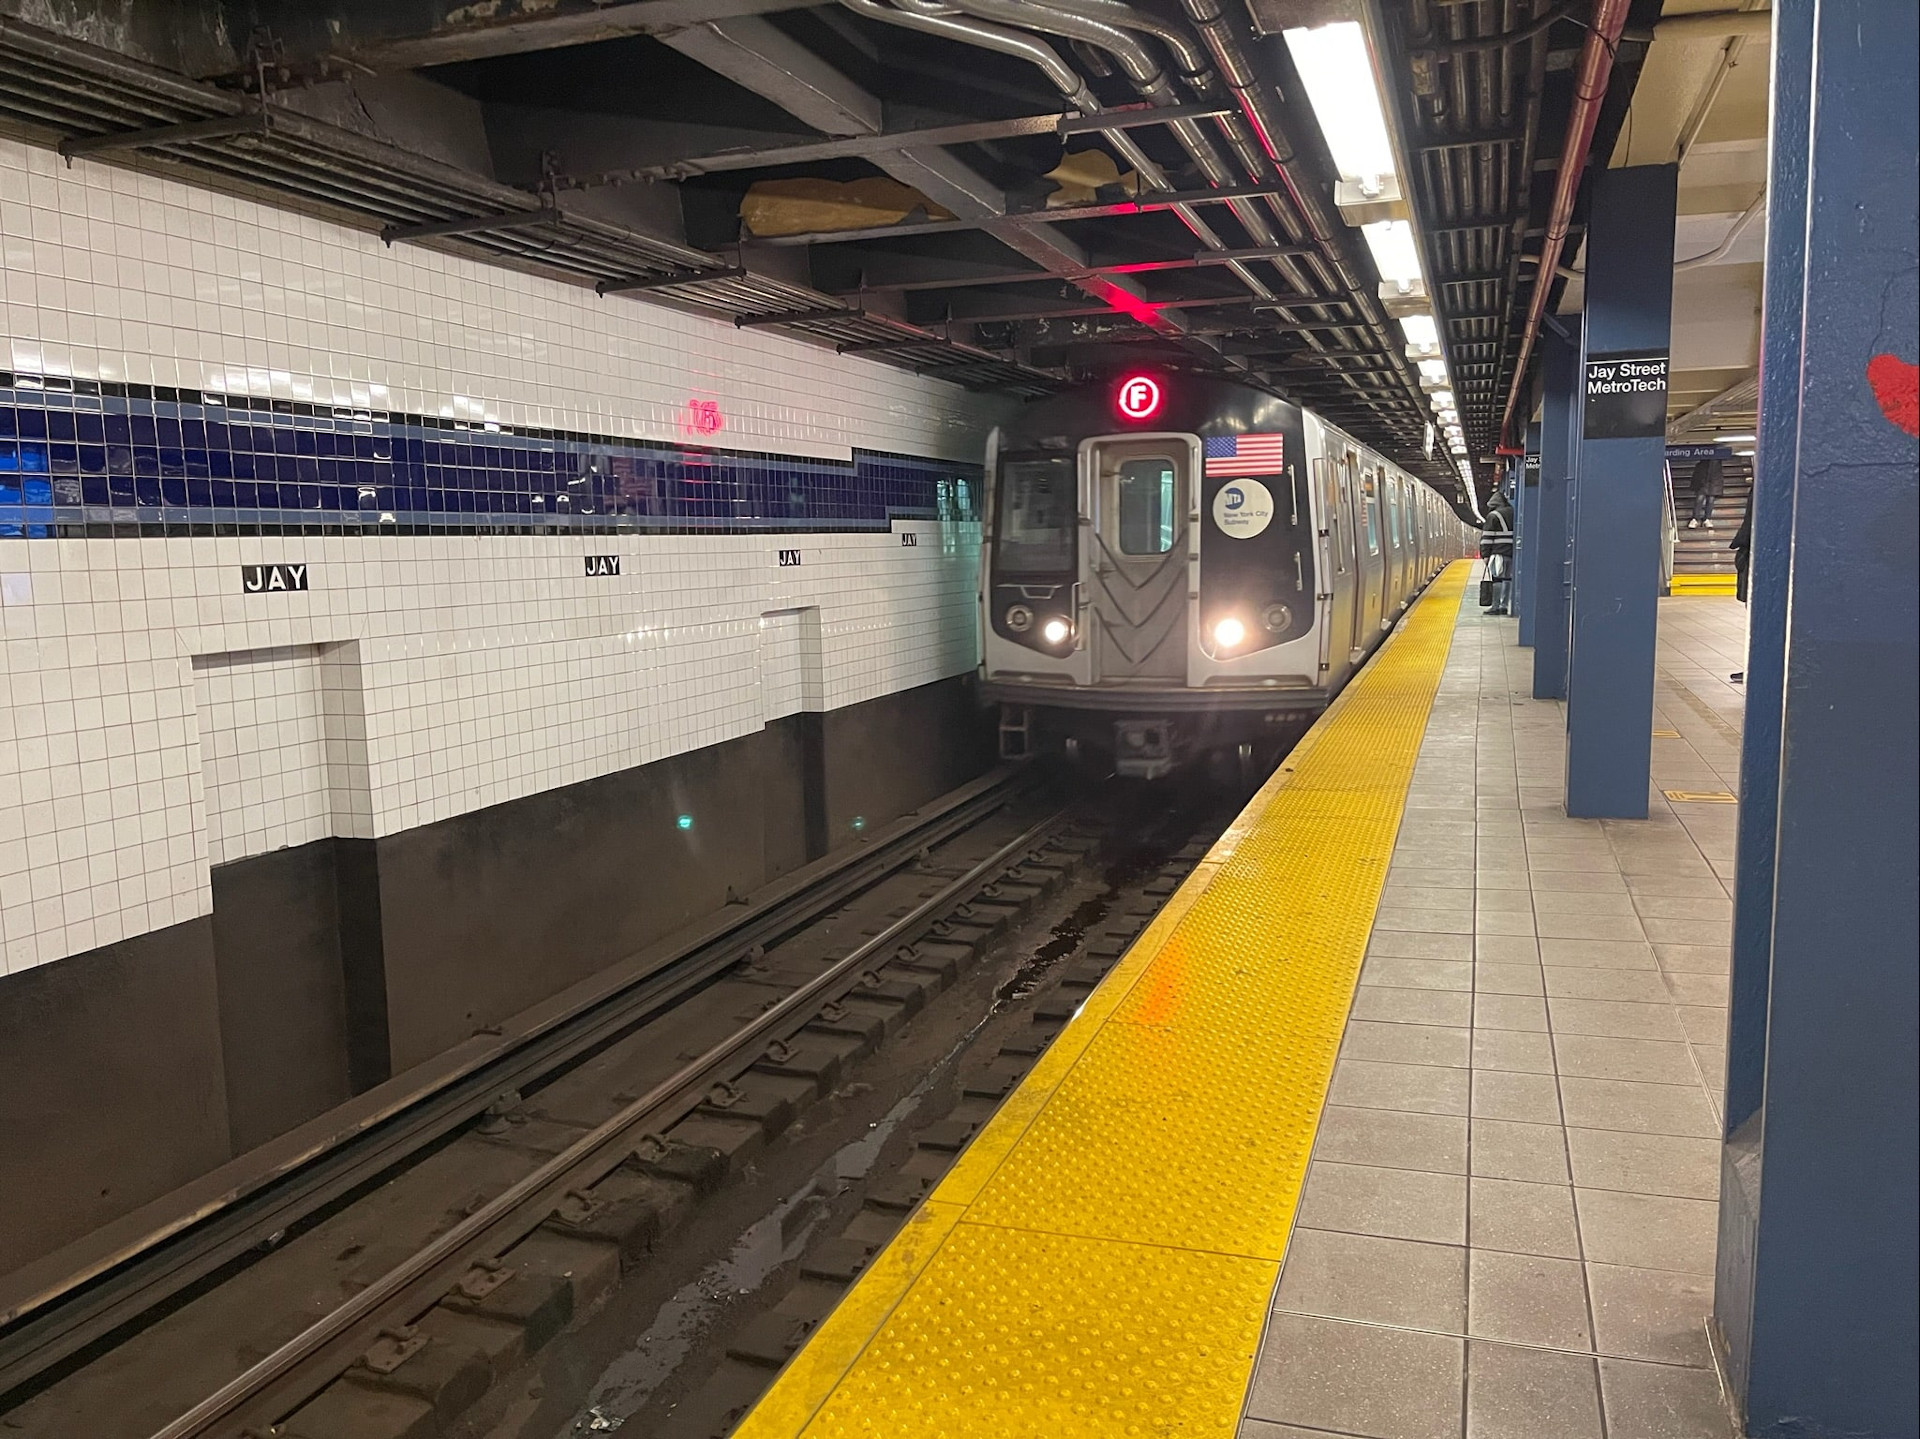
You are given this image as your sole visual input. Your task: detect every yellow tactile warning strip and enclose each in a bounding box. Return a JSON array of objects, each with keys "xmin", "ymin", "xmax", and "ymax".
[
  {"xmin": 1669, "ymin": 573, "xmax": 1738, "ymax": 596},
  {"xmin": 735, "ymin": 560, "xmax": 1474, "ymax": 1439}
]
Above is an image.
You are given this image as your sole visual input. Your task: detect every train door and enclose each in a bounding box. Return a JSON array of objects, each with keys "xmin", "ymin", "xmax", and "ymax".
[
  {"xmin": 1407, "ymin": 480, "xmax": 1422, "ymax": 590},
  {"xmin": 1357, "ymin": 464, "xmax": 1385, "ymax": 645},
  {"xmin": 1386, "ymin": 474, "xmax": 1406, "ymax": 611},
  {"xmin": 1311, "ymin": 446, "xmax": 1345, "ymax": 681},
  {"xmin": 1339, "ymin": 449, "xmax": 1369, "ymax": 661},
  {"xmin": 1084, "ymin": 437, "xmax": 1195, "ymax": 683}
]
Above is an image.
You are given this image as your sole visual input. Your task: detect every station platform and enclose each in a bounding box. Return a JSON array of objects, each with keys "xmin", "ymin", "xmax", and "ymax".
[{"xmin": 735, "ymin": 561, "xmax": 1745, "ymax": 1439}]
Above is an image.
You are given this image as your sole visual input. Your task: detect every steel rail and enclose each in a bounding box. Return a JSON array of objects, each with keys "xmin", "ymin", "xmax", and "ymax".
[
  {"xmin": 147, "ymin": 807, "xmax": 1070, "ymax": 1439},
  {"xmin": 0, "ymin": 770, "xmax": 1028, "ymax": 1403}
]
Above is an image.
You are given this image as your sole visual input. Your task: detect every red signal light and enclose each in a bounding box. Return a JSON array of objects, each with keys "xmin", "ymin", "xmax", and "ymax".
[{"xmin": 1116, "ymin": 373, "xmax": 1162, "ymax": 421}]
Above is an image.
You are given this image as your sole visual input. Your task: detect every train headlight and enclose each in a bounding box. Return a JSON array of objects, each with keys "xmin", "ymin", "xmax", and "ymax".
[
  {"xmin": 1040, "ymin": 616, "xmax": 1073, "ymax": 647},
  {"xmin": 1005, "ymin": 604, "xmax": 1034, "ymax": 633},
  {"xmin": 1213, "ymin": 616, "xmax": 1247, "ymax": 651},
  {"xmin": 1262, "ymin": 602, "xmax": 1292, "ymax": 632}
]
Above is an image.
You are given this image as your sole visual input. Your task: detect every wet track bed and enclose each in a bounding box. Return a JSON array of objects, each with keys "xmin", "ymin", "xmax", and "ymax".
[{"xmin": 0, "ymin": 770, "xmax": 1247, "ymax": 1439}]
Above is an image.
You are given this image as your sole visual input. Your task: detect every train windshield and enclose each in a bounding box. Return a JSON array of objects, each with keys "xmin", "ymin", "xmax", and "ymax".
[
  {"xmin": 1116, "ymin": 457, "xmax": 1178, "ymax": 555},
  {"xmin": 995, "ymin": 456, "xmax": 1076, "ymax": 573}
]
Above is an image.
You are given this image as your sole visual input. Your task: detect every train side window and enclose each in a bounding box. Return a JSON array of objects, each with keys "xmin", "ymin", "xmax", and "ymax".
[
  {"xmin": 996, "ymin": 456, "xmax": 1075, "ymax": 573},
  {"xmin": 1115, "ymin": 456, "xmax": 1178, "ymax": 555},
  {"xmin": 1362, "ymin": 472, "xmax": 1381, "ymax": 556}
]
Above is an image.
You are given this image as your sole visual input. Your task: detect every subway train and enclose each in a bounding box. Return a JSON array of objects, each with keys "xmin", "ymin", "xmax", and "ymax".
[{"xmin": 980, "ymin": 371, "xmax": 1474, "ymax": 778}]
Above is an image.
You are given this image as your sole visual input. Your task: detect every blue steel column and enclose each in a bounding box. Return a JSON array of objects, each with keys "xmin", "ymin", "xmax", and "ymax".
[
  {"xmin": 1563, "ymin": 165, "xmax": 1676, "ymax": 818},
  {"xmin": 1714, "ymin": 2, "xmax": 1920, "ymax": 1434},
  {"xmin": 1531, "ymin": 319, "xmax": 1580, "ymax": 698},
  {"xmin": 1516, "ymin": 422, "xmax": 1542, "ymax": 643},
  {"xmin": 1714, "ymin": 0, "xmax": 1810, "ymax": 1393}
]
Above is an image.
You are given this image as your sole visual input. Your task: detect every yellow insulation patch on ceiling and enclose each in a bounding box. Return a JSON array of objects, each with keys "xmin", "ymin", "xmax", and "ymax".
[{"xmin": 740, "ymin": 177, "xmax": 955, "ymax": 237}]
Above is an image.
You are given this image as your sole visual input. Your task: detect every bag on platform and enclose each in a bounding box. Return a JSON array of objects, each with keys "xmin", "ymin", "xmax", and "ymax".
[{"xmin": 1479, "ymin": 579, "xmax": 1494, "ymax": 607}]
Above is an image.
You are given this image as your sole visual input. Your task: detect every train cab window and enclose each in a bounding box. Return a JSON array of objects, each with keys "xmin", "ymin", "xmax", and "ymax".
[
  {"xmin": 1115, "ymin": 456, "xmax": 1178, "ymax": 555},
  {"xmin": 996, "ymin": 456, "xmax": 1075, "ymax": 572}
]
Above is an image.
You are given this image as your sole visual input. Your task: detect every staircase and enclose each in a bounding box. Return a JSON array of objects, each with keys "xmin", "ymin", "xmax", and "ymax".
[{"xmin": 1669, "ymin": 453, "xmax": 1752, "ymax": 595}]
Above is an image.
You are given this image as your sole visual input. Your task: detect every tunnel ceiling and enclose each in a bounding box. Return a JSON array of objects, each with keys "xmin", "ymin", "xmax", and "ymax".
[{"xmin": 0, "ymin": 1, "xmax": 1658, "ymax": 501}]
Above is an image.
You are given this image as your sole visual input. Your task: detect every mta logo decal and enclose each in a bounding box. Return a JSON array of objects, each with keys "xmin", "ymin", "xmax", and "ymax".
[{"xmin": 1224, "ymin": 486, "xmax": 1246, "ymax": 511}]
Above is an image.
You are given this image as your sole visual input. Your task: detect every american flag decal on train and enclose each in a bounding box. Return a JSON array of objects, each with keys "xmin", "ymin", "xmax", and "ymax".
[{"xmin": 1203, "ymin": 432, "xmax": 1286, "ymax": 476}]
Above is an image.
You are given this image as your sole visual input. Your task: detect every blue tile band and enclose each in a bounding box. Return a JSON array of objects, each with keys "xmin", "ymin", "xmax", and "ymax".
[{"xmin": 0, "ymin": 376, "xmax": 982, "ymax": 538}]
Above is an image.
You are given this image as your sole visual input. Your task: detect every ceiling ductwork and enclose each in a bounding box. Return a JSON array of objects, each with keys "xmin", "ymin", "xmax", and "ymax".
[{"xmin": 0, "ymin": 0, "xmax": 1657, "ymax": 487}]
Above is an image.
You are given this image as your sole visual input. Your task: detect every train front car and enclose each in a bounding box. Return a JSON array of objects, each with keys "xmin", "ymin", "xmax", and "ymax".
[{"xmin": 982, "ymin": 371, "xmax": 1330, "ymax": 779}]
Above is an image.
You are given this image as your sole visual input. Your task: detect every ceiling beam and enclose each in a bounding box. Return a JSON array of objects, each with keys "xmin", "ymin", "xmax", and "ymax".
[
  {"xmin": 827, "ymin": 251, "xmax": 1327, "ymax": 296},
  {"xmin": 579, "ymin": 102, "xmax": 1243, "ymax": 184},
  {"xmin": 749, "ymin": 183, "xmax": 1299, "ymax": 247},
  {"xmin": 340, "ymin": 0, "xmax": 822, "ymax": 70},
  {"xmin": 663, "ymin": 15, "xmax": 1189, "ymax": 339}
]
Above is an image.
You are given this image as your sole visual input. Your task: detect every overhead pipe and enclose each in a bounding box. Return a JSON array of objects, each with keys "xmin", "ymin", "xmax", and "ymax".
[
  {"xmin": 1029, "ymin": 0, "xmax": 1213, "ymax": 86},
  {"xmin": 953, "ymin": 0, "xmax": 1409, "ymax": 401},
  {"xmin": 845, "ymin": 0, "xmax": 1408, "ymax": 412},
  {"xmin": 956, "ymin": 0, "xmax": 1303, "ymax": 289},
  {"xmin": 1497, "ymin": 0, "xmax": 1632, "ymax": 447},
  {"xmin": 1175, "ymin": 0, "xmax": 1428, "ymax": 406},
  {"xmin": 1035, "ymin": 0, "xmax": 1424, "ymax": 404},
  {"xmin": 1014, "ymin": 0, "xmax": 1321, "ymax": 286},
  {"xmin": 907, "ymin": 0, "xmax": 1276, "ymax": 274},
  {"xmin": 848, "ymin": 0, "xmax": 1276, "ymax": 368},
  {"xmin": 839, "ymin": 0, "xmax": 1239, "ymax": 353},
  {"xmin": 840, "ymin": 0, "xmax": 1100, "ymax": 109}
]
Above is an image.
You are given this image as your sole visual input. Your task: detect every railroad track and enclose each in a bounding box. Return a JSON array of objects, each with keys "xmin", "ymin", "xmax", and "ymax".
[
  {"xmin": 592, "ymin": 786, "xmax": 1233, "ymax": 1439},
  {"xmin": 0, "ymin": 769, "xmax": 1075, "ymax": 1439}
]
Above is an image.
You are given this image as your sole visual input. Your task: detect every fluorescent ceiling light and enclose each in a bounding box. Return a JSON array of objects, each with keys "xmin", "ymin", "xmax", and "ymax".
[
  {"xmin": 1283, "ymin": 22, "xmax": 1397, "ymax": 196},
  {"xmin": 1716, "ymin": 433, "xmax": 1756, "ymax": 442},
  {"xmin": 1431, "ymin": 389, "xmax": 1456, "ymax": 410},
  {"xmin": 1400, "ymin": 313, "xmax": 1439, "ymax": 349},
  {"xmin": 1362, "ymin": 220, "xmax": 1423, "ymax": 289},
  {"xmin": 1418, "ymin": 358, "xmax": 1448, "ymax": 382}
]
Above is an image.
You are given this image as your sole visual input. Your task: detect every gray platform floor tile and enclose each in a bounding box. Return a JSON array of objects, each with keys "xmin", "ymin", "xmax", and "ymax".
[{"xmin": 1242, "ymin": 590, "xmax": 1740, "ymax": 1439}]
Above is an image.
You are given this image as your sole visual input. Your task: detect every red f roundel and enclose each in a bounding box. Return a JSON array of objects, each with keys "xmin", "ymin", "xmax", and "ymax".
[{"xmin": 1116, "ymin": 373, "xmax": 1162, "ymax": 421}]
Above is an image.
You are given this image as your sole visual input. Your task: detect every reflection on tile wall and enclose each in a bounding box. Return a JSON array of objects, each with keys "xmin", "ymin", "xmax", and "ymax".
[
  {"xmin": 0, "ymin": 380, "xmax": 979, "ymax": 539},
  {"xmin": 0, "ymin": 138, "xmax": 1005, "ymax": 977}
]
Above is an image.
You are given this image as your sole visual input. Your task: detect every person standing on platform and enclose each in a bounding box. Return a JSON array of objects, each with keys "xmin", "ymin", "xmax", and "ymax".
[
  {"xmin": 1688, "ymin": 454, "xmax": 1725, "ymax": 528},
  {"xmin": 1730, "ymin": 505, "xmax": 1752, "ymax": 682},
  {"xmin": 1479, "ymin": 492, "xmax": 1515, "ymax": 615}
]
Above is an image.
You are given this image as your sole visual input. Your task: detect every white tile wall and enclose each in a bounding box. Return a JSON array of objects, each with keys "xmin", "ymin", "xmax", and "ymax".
[
  {"xmin": 0, "ymin": 139, "xmax": 1000, "ymax": 977},
  {"xmin": 0, "ymin": 139, "xmax": 1002, "ymax": 462},
  {"xmin": 193, "ymin": 645, "xmax": 334, "ymax": 867}
]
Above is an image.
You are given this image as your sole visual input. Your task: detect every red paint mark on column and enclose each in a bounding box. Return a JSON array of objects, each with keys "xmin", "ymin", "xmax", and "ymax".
[{"xmin": 1866, "ymin": 353, "xmax": 1919, "ymax": 436}]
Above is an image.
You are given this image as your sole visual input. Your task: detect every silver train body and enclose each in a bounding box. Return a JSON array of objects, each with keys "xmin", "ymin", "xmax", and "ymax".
[{"xmin": 981, "ymin": 373, "xmax": 1475, "ymax": 777}]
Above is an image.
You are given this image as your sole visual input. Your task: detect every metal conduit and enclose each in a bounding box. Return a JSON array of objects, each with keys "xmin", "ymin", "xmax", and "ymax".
[
  {"xmin": 1174, "ymin": 0, "xmax": 1426, "ymax": 409},
  {"xmin": 1009, "ymin": 0, "xmax": 1323, "ymax": 293},
  {"xmin": 843, "ymin": 0, "xmax": 1259, "ymax": 374},
  {"xmin": 925, "ymin": 0, "xmax": 1281, "ymax": 296},
  {"xmin": 1497, "ymin": 0, "xmax": 1632, "ymax": 446},
  {"xmin": 853, "ymin": 0, "xmax": 1424, "ymax": 421},
  {"xmin": 1015, "ymin": 0, "xmax": 1377, "ymax": 402},
  {"xmin": 879, "ymin": 0, "xmax": 1253, "ymax": 281},
  {"xmin": 835, "ymin": 0, "xmax": 1232, "ymax": 369}
]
